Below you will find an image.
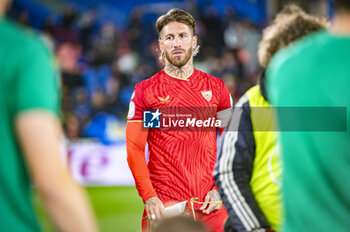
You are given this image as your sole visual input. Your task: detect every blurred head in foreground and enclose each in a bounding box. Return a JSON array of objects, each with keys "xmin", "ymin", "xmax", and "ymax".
[
  {"xmin": 258, "ymin": 4, "xmax": 327, "ymax": 69},
  {"xmin": 154, "ymin": 216, "xmax": 208, "ymax": 232},
  {"xmin": 257, "ymin": 4, "xmax": 327, "ymax": 100}
]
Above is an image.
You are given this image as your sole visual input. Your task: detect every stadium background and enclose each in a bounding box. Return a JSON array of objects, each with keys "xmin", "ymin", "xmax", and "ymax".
[{"xmin": 8, "ymin": 0, "xmax": 332, "ymax": 231}]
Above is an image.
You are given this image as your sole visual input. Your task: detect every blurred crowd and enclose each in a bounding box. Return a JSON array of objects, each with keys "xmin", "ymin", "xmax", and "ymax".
[{"xmin": 10, "ymin": 1, "xmax": 262, "ymax": 143}]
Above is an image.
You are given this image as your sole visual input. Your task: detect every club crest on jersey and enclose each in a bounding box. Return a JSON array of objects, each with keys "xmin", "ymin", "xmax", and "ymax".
[
  {"xmin": 201, "ymin": 91, "xmax": 212, "ymax": 102},
  {"xmin": 158, "ymin": 95, "xmax": 170, "ymax": 102}
]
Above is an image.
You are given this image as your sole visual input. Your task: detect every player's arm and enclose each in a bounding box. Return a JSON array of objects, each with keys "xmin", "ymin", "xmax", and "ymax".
[
  {"xmin": 126, "ymin": 84, "xmax": 165, "ymax": 220},
  {"xmin": 16, "ymin": 111, "xmax": 98, "ymax": 232},
  {"xmin": 13, "ymin": 37, "xmax": 97, "ymax": 231},
  {"xmin": 217, "ymin": 79, "xmax": 233, "ymax": 135},
  {"xmin": 214, "ymin": 95, "xmax": 271, "ymax": 232},
  {"xmin": 126, "ymin": 121, "xmax": 165, "ymax": 220},
  {"xmin": 126, "ymin": 121, "xmax": 155, "ymax": 200}
]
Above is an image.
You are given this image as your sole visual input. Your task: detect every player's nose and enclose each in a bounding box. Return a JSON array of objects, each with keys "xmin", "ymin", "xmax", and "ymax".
[{"xmin": 173, "ymin": 37, "xmax": 181, "ymax": 47}]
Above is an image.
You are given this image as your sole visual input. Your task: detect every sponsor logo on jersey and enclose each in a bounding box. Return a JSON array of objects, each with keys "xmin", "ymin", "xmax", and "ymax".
[
  {"xmin": 143, "ymin": 109, "xmax": 161, "ymax": 128},
  {"xmin": 143, "ymin": 109, "xmax": 221, "ymax": 129},
  {"xmin": 163, "ymin": 117, "xmax": 221, "ymax": 128}
]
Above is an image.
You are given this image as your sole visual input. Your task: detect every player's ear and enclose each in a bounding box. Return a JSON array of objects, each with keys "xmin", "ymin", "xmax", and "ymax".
[
  {"xmin": 192, "ymin": 35, "xmax": 197, "ymax": 49},
  {"xmin": 158, "ymin": 38, "xmax": 164, "ymax": 52}
]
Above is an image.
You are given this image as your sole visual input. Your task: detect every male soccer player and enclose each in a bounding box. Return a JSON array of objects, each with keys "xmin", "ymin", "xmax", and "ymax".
[
  {"xmin": 126, "ymin": 8, "xmax": 232, "ymax": 232},
  {"xmin": 267, "ymin": 0, "xmax": 350, "ymax": 231},
  {"xmin": 0, "ymin": 1, "xmax": 97, "ymax": 231},
  {"xmin": 214, "ymin": 5, "xmax": 326, "ymax": 232}
]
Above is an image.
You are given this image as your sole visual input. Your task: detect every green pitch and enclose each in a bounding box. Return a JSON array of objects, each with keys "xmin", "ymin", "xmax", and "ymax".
[{"xmin": 33, "ymin": 186, "xmax": 144, "ymax": 232}]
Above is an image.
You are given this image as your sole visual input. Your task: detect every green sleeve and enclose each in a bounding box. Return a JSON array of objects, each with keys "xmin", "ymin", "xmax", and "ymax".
[{"xmin": 14, "ymin": 38, "xmax": 59, "ymax": 116}]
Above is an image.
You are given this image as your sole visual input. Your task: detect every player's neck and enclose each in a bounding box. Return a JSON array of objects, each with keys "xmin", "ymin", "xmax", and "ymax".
[
  {"xmin": 164, "ymin": 59, "xmax": 194, "ymax": 80},
  {"xmin": 330, "ymin": 12, "xmax": 350, "ymax": 35}
]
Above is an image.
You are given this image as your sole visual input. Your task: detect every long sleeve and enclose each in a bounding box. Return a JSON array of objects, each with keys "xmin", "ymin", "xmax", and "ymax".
[
  {"xmin": 214, "ymin": 94, "xmax": 271, "ymax": 232},
  {"xmin": 126, "ymin": 121, "xmax": 157, "ymax": 202},
  {"xmin": 126, "ymin": 83, "xmax": 157, "ymax": 203}
]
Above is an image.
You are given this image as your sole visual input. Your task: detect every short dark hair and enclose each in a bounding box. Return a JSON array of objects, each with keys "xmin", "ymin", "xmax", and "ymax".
[
  {"xmin": 334, "ymin": 0, "xmax": 350, "ymax": 11},
  {"xmin": 156, "ymin": 8, "xmax": 196, "ymax": 37}
]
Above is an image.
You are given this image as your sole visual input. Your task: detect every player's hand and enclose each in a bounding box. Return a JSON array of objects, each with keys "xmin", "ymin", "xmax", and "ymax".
[
  {"xmin": 200, "ymin": 189, "xmax": 222, "ymax": 214},
  {"xmin": 145, "ymin": 197, "xmax": 165, "ymax": 220}
]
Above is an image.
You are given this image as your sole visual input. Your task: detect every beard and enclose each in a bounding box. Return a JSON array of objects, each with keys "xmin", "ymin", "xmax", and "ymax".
[{"xmin": 165, "ymin": 47, "xmax": 193, "ymax": 68}]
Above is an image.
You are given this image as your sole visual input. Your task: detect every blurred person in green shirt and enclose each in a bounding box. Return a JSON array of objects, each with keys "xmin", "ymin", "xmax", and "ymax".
[
  {"xmin": 267, "ymin": 0, "xmax": 350, "ymax": 231},
  {"xmin": 0, "ymin": 1, "xmax": 97, "ymax": 231},
  {"xmin": 214, "ymin": 5, "xmax": 326, "ymax": 232}
]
